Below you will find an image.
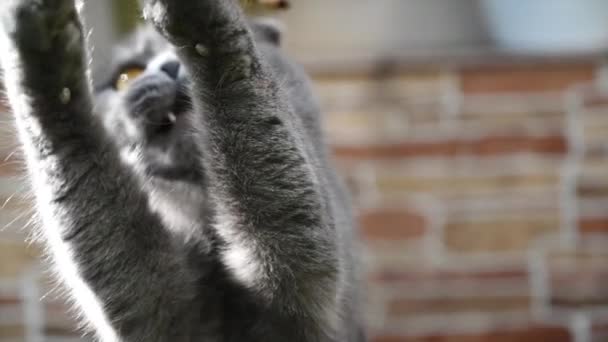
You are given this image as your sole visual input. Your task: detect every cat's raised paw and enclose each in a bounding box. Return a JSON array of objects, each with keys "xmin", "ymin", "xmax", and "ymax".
[
  {"xmin": 140, "ymin": 0, "xmax": 195, "ymax": 41},
  {"xmin": 0, "ymin": 0, "xmax": 82, "ymax": 53},
  {"xmin": 139, "ymin": 0, "xmax": 243, "ymax": 45}
]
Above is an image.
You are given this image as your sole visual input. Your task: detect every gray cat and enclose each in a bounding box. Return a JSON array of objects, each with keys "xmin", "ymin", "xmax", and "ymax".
[{"xmin": 0, "ymin": 0, "xmax": 364, "ymax": 341}]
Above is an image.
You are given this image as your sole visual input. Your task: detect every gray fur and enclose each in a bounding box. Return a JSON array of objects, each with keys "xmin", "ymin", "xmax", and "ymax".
[{"xmin": 0, "ymin": 0, "xmax": 365, "ymax": 341}]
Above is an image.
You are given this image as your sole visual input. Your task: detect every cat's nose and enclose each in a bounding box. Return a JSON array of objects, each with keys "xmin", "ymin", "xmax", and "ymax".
[{"xmin": 160, "ymin": 61, "xmax": 181, "ymax": 80}]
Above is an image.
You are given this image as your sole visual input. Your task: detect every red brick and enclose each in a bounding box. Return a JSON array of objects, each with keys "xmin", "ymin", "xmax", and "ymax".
[
  {"xmin": 0, "ymin": 296, "xmax": 20, "ymax": 305},
  {"xmin": 359, "ymin": 208, "xmax": 427, "ymax": 241},
  {"xmin": 592, "ymin": 322, "xmax": 608, "ymax": 342},
  {"xmin": 369, "ymin": 265, "xmax": 530, "ymax": 317},
  {"xmin": 444, "ymin": 217, "xmax": 558, "ymax": 253},
  {"xmin": 577, "ymin": 85, "xmax": 608, "ymax": 106},
  {"xmin": 387, "ymin": 296, "xmax": 530, "ymax": 316},
  {"xmin": 578, "ymin": 160, "xmax": 608, "ymax": 197},
  {"xmin": 373, "ymin": 325, "xmax": 570, "ymax": 342},
  {"xmin": 364, "ymin": 241, "xmax": 430, "ymax": 272},
  {"xmin": 579, "ymin": 185, "xmax": 608, "ymax": 197},
  {"xmin": 547, "ymin": 244, "xmax": 608, "ymax": 312},
  {"xmin": 333, "ymin": 134, "xmax": 567, "ymax": 160},
  {"xmin": 550, "ymin": 269, "xmax": 608, "ymax": 309},
  {"xmin": 461, "ymin": 64, "xmax": 595, "ymax": 93},
  {"xmin": 580, "ymin": 217, "xmax": 608, "ymax": 234},
  {"xmin": 371, "ymin": 268, "xmax": 527, "ymax": 284}
]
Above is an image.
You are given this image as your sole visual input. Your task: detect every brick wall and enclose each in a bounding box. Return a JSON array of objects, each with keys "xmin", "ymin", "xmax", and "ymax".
[
  {"xmin": 317, "ymin": 59, "xmax": 608, "ymax": 341},
  {"xmin": 1, "ymin": 58, "xmax": 607, "ymax": 341}
]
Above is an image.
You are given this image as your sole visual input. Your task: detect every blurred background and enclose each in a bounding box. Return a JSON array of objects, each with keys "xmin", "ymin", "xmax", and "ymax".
[{"xmin": 2, "ymin": 0, "xmax": 608, "ymax": 341}]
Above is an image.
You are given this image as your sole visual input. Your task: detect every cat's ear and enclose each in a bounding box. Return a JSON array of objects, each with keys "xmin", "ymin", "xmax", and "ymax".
[{"xmin": 250, "ymin": 18, "xmax": 284, "ymax": 46}]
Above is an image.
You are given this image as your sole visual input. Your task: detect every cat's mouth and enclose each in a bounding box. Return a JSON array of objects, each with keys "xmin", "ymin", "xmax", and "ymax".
[
  {"xmin": 125, "ymin": 73, "xmax": 192, "ymax": 136},
  {"xmin": 155, "ymin": 112, "xmax": 178, "ymax": 134},
  {"xmin": 155, "ymin": 87, "xmax": 191, "ymax": 134}
]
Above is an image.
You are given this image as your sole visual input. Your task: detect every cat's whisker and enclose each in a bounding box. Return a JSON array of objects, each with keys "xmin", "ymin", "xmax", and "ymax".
[
  {"xmin": 3, "ymin": 149, "xmax": 18, "ymax": 162},
  {"xmin": 1, "ymin": 191, "xmax": 17, "ymax": 209},
  {"xmin": 1, "ymin": 210, "xmax": 28, "ymax": 231}
]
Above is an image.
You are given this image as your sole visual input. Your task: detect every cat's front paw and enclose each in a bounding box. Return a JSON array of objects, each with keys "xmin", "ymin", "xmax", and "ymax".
[
  {"xmin": 140, "ymin": 0, "xmax": 169, "ymax": 33},
  {"xmin": 140, "ymin": 0, "xmax": 193, "ymax": 41},
  {"xmin": 0, "ymin": 0, "xmax": 88, "ymax": 109},
  {"xmin": 0, "ymin": 0, "xmax": 82, "ymax": 53},
  {"xmin": 140, "ymin": 0, "xmax": 242, "ymax": 44}
]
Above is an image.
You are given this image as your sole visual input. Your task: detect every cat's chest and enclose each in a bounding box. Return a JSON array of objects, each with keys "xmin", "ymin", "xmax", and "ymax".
[{"xmin": 145, "ymin": 178, "xmax": 211, "ymax": 244}]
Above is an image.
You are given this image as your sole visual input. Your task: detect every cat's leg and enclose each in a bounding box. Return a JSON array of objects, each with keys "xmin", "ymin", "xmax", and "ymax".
[
  {"xmin": 0, "ymin": 1, "xmax": 201, "ymax": 340},
  {"xmin": 142, "ymin": 0, "xmax": 341, "ymax": 339}
]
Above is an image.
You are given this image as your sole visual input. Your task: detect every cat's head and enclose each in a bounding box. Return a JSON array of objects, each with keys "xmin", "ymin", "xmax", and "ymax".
[{"xmin": 94, "ymin": 20, "xmax": 283, "ymax": 182}]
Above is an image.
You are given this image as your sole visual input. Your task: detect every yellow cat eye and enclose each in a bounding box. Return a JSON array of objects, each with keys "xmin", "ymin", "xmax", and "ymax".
[{"xmin": 115, "ymin": 67, "xmax": 145, "ymax": 91}]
